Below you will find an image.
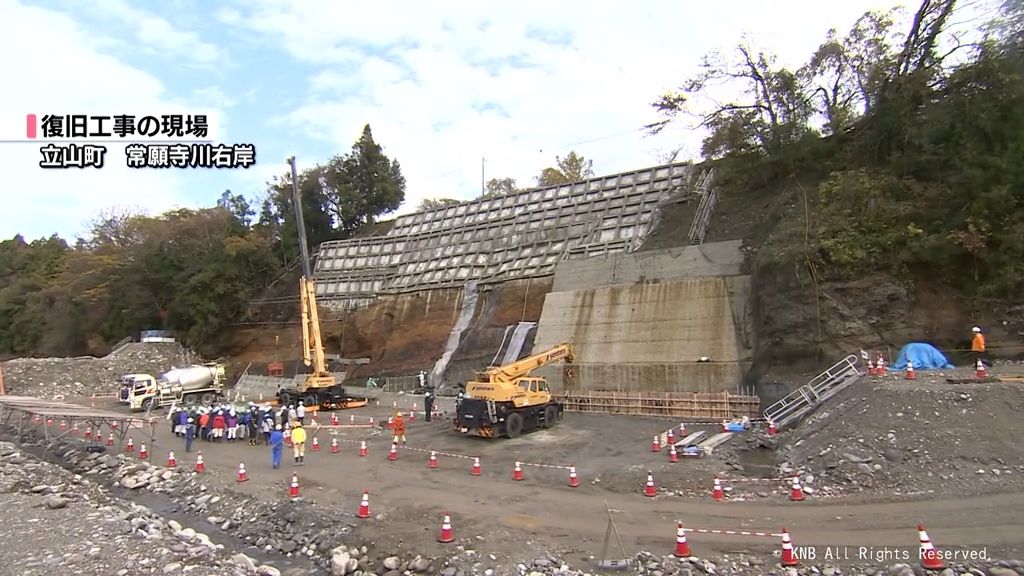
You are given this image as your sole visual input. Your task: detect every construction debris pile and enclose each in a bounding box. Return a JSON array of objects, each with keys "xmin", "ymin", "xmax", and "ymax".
[
  {"xmin": 2, "ymin": 342, "xmax": 196, "ymax": 399},
  {"xmin": 779, "ymin": 371, "xmax": 1024, "ymax": 498}
]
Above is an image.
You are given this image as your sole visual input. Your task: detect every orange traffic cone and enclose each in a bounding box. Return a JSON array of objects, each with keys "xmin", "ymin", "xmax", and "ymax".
[
  {"xmin": 668, "ymin": 444, "xmax": 679, "ymax": 463},
  {"xmin": 106, "ymin": 433, "xmax": 114, "ymax": 446},
  {"xmin": 679, "ymin": 422, "xmax": 686, "ymax": 435},
  {"xmin": 331, "ymin": 438, "xmax": 340, "ymax": 453},
  {"xmin": 359, "ymin": 441, "xmax": 368, "ymax": 457},
  {"xmin": 666, "ymin": 429, "xmax": 675, "ymax": 445},
  {"xmin": 789, "ymin": 476, "xmax": 806, "ymax": 501},
  {"xmin": 651, "ymin": 435, "xmax": 661, "ymax": 452},
  {"xmin": 289, "ymin": 472, "xmax": 300, "ymax": 498},
  {"xmin": 877, "ymin": 355, "xmax": 886, "ymax": 375},
  {"xmin": 195, "ymin": 452, "xmax": 205, "ymax": 473},
  {"xmin": 331, "ymin": 413, "xmax": 339, "ymax": 426},
  {"xmin": 438, "ymin": 514, "xmax": 455, "ymax": 543},
  {"xmin": 644, "ymin": 471, "xmax": 657, "ymax": 497},
  {"xmin": 311, "ymin": 437, "xmax": 320, "ymax": 452},
  {"xmin": 513, "ymin": 461, "xmax": 524, "ymax": 481},
  {"xmin": 408, "ymin": 410, "xmax": 415, "ymax": 422},
  {"xmin": 568, "ymin": 466, "xmax": 580, "ymax": 487},
  {"xmin": 673, "ymin": 521, "xmax": 691, "ymax": 558},
  {"xmin": 867, "ymin": 357, "xmax": 876, "ymax": 376},
  {"xmin": 780, "ymin": 528, "xmax": 799, "ymax": 567},
  {"xmin": 429, "ymin": 451, "xmax": 438, "ymax": 469},
  {"xmin": 918, "ymin": 524, "xmax": 946, "ymax": 570},
  {"xmin": 767, "ymin": 420, "xmax": 778, "ymax": 436},
  {"xmin": 387, "ymin": 443, "xmax": 398, "ymax": 461},
  {"xmin": 72, "ymin": 421, "xmax": 79, "ymax": 433},
  {"xmin": 905, "ymin": 361, "xmax": 917, "ymax": 380},
  {"xmin": 236, "ymin": 462, "xmax": 248, "ymax": 482},
  {"xmin": 84, "ymin": 427, "xmax": 91, "ymax": 439},
  {"xmin": 368, "ymin": 417, "xmax": 374, "ymax": 426},
  {"xmin": 470, "ymin": 457, "xmax": 481, "ymax": 476},
  {"xmin": 975, "ymin": 359, "xmax": 987, "ymax": 379},
  {"xmin": 350, "ymin": 414, "xmax": 355, "ymax": 424},
  {"xmin": 125, "ymin": 437, "xmax": 134, "ymax": 452},
  {"xmin": 166, "ymin": 451, "xmax": 177, "ymax": 468},
  {"xmin": 712, "ymin": 477, "xmax": 725, "ymax": 501},
  {"xmin": 138, "ymin": 443, "xmax": 148, "ymax": 459},
  {"xmin": 60, "ymin": 420, "xmax": 66, "ymax": 429},
  {"xmin": 357, "ymin": 491, "xmax": 370, "ymax": 518}
]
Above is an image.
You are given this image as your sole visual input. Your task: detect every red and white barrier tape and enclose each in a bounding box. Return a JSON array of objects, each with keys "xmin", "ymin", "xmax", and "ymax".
[
  {"xmin": 400, "ymin": 445, "xmax": 476, "ymax": 461},
  {"xmin": 718, "ymin": 474, "xmax": 804, "ymax": 483},
  {"xmin": 684, "ymin": 527, "xmax": 782, "ymax": 538}
]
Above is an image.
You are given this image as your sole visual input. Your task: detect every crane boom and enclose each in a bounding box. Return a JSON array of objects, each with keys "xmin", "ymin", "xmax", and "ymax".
[{"xmin": 480, "ymin": 343, "xmax": 574, "ymax": 384}]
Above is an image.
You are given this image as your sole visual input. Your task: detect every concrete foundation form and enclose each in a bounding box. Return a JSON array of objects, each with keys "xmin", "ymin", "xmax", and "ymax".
[{"xmin": 556, "ymin": 390, "xmax": 760, "ymax": 419}]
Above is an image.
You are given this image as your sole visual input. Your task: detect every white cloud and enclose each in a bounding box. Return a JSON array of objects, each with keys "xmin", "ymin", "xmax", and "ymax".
[
  {"xmin": 222, "ymin": 0, "xmax": 928, "ymax": 213},
  {"xmin": 83, "ymin": 0, "xmax": 225, "ymax": 68},
  {"xmin": 0, "ymin": 0, "xmax": 227, "ymax": 241}
]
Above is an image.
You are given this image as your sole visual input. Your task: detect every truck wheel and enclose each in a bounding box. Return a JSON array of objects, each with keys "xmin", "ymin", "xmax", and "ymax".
[
  {"xmin": 279, "ymin": 392, "xmax": 292, "ymax": 407},
  {"xmin": 200, "ymin": 393, "xmax": 216, "ymax": 404},
  {"xmin": 543, "ymin": 405, "xmax": 559, "ymax": 428},
  {"xmin": 505, "ymin": 412, "xmax": 524, "ymax": 438},
  {"xmin": 303, "ymin": 393, "xmax": 318, "ymax": 407},
  {"xmin": 142, "ymin": 398, "xmax": 156, "ymax": 412}
]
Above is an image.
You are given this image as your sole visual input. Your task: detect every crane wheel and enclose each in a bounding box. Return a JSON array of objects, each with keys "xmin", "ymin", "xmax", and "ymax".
[
  {"xmin": 542, "ymin": 405, "xmax": 559, "ymax": 428},
  {"xmin": 505, "ymin": 412, "xmax": 524, "ymax": 438}
]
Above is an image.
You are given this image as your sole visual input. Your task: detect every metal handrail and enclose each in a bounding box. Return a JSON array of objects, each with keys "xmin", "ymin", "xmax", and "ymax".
[{"xmin": 763, "ymin": 354, "xmax": 862, "ymax": 428}]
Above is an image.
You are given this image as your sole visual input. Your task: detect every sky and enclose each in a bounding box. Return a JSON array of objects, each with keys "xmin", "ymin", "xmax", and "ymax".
[{"xmin": 0, "ymin": 0, "xmax": 998, "ymax": 241}]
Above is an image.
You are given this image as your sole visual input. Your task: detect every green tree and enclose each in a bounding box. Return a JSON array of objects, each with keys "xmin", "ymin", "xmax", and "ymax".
[
  {"xmin": 320, "ymin": 125, "xmax": 406, "ymax": 233},
  {"xmin": 418, "ymin": 198, "xmax": 462, "ymax": 211},
  {"xmin": 483, "ymin": 177, "xmax": 518, "ymax": 197},
  {"xmin": 256, "ymin": 171, "xmax": 334, "ymax": 267},
  {"xmin": 217, "ymin": 189, "xmax": 255, "ymax": 228},
  {"xmin": 536, "ymin": 151, "xmax": 594, "ymax": 186}
]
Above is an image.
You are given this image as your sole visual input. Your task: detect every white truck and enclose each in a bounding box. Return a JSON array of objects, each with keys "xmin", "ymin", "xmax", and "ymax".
[{"xmin": 119, "ymin": 364, "xmax": 227, "ymax": 411}]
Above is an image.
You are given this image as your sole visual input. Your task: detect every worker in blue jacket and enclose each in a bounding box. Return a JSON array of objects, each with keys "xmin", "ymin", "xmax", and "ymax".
[{"xmin": 269, "ymin": 424, "xmax": 284, "ymax": 469}]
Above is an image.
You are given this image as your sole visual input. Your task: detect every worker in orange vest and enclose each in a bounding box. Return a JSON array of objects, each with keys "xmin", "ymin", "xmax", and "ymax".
[
  {"xmin": 392, "ymin": 412, "xmax": 407, "ymax": 445},
  {"xmin": 971, "ymin": 326, "xmax": 988, "ymax": 367}
]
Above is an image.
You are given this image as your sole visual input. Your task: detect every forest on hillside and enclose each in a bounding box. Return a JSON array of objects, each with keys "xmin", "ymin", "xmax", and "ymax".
[{"xmin": 1, "ymin": 0, "xmax": 1020, "ymax": 360}]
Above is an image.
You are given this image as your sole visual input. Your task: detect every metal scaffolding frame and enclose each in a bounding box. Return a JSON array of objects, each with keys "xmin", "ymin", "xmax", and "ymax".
[{"xmin": 0, "ymin": 395, "xmax": 157, "ymax": 449}]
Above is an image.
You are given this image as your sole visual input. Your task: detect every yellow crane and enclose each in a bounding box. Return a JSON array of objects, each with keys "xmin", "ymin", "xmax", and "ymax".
[
  {"xmin": 275, "ymin": 156, "xmax": 367, "ymax": 411},
  {"xmin": 454, "ymin": 343, "xmax": 575, "ymax": 438}
]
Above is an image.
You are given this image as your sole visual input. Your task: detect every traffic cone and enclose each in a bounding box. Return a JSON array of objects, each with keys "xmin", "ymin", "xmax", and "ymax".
[
  {"xmin": 975, "ymin": 359, "xmax": 987, "ymax": 379},
  {"xmin": 387, "ymin": 417, "xmax": 393, "ymax": 430},
  {"xmin": 513, "ymin": 461, "xmax": 524, "ymax": 481},
  {"xmin": 438, "ymin": 514, "xmax": 455, "ymax": 543},
  {"xmin": 84, "ymin": 427, "xmax": 91, "ymax": 440},
  {"xmin": 429, "ymin": 451, "xmax": 438, "ymax": 468},
  {"xmin": 408, "ymin": 409, "xmax": 415, "ymax": 422},
  {"xmin": 72, "ymin": 421, "xmax": 79, "ymax": 433},
  {"xmin": 867, "ymin": 358, "xmax": 876, "ymax": 376},
  {"xmin": 644, "ymin": 471, "xmax": 656, "ymax": 497},
  {"xmin": 359, "ymin": 441, "xmax": 367, "ymax": 457},
  {"xmin": 712, "ymin": 477, "xmax": 724, "ymax": 501},
  {"xmin": 331, "ymin": 438, "xmax": 340, "ymax": 453},
  {"xmin": 368, "ymin": 417, "xmax": 374, "ymax": 426},
  {"xmin": 166, "ymin": 451, "xmax": 176, "ymax": 468},
  {"xmin": 310, "ymin": 417, "xmax": 318, "ymax": 427},
  {"xmin": 721, "ymin": 420, "xmax": 729, "ymax": 432},
  {"xmin": 289, "ymin": 472, "xmax": 300, "ymax": 498},
  {"xmin": 767, "ymin": 420, "xmax": 778, "ymax": 436},
  {"xmin": 138, "ymin": 443, "xmax": 148, "ymax": 459},
  {"xmin": 470, "ymin": 457, "xmax": 481, "ymax": 476},
  {"xmin": 106, "ymin": 433, "xmax": 114, "ymax": 446},
  {"xmin": 666, "ymin": 429, "xmax": 675, "ymax": 445},
  {"xmin": 668, "ymin": 444, "xmax": 679, "ymax": 463},
  {"xmin": 673, "ymin": 521, "xmax": 691, "ymax": 558},
  {"xmin": 60, "ymin": 420, "xmax": 66, "ymax": 429},
  {"xmin": 387, "ymin": 443, "xmax": 398, "ymax": 461},
  {"xmin": 568, "ymin": 466, "xmax": 580, "ymax": 487},
  {"xmin": 125, "ymin": 437, "xmax": 134, "ymax": 452},
  {"xmin": 311, "ymin": 437, "xmax": 320, "ymax": 452},
  {"xmin": 679, "ymin": 422, "xmax": 686, "ymax": 435},
  {"xmin": 236, "ymin": 462, "xmax": 248, "ymax": 482},
  {"xmin": 780, "ymin": 528, "xmax": 799, "ymax": 567},
  {"xmin": 918, "ymin": 524, "xmax": 946, "ymax": 570},
  {"xmin": 349, "ymin": 414, "xmax": 355, "ymax": 424},
  {"xmin": 651, "ymin": 435, "xmax": 661, "ymax": 452},
  {"xmin": 789, "ymin": 475, "xmax": 806, "ymax": 501},
  {"xmin": 195, "ymin": 452, "xmax": 205, "ymax": 473},
  {"xmin": 331, "ymin": 413, "xmax": 339, "ymax": 426},
  {"xmin": 905, "ymin": 360, "xmax": 916, "ymax": 380},
  {"xmin": 877, "ymin": 355, "xmax": 886, "ymax": 375},
  {"xmin": 357, "ymin": 491, "xmax": 370, "ymax": 518}
]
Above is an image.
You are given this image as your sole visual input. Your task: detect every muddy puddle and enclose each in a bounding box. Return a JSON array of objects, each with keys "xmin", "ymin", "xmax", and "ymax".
[{"xmin": 734, "ymin": 446, "xmax": 778, "ymax": 478}]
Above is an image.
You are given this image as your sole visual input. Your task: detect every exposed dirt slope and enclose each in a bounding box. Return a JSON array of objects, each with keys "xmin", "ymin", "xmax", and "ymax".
[{"xmin": 779, "ymin": 363, "xmax": 1024, "ymax": 499}]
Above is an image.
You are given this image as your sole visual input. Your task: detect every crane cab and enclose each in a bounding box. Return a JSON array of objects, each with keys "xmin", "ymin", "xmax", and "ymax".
[{"xmin": 514, "ymin": 377, "xmax": 552, "ymax": 408}]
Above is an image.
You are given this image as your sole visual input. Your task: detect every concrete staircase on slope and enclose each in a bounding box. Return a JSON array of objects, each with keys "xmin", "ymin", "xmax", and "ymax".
[{"xmin": 762, "ymin": 354, "xmax": 863, "ymax": 429}]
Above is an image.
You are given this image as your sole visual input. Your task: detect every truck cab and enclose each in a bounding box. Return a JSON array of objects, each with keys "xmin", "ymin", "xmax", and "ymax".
[{"xmin": 118, "ymin": 374, "xmax": 154, "ymax": 404}]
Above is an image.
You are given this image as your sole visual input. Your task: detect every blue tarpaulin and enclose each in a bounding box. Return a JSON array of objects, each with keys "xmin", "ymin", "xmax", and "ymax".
[{"xmin": 890, "ymin": 342, "xmax": 955, "ymax": 371}]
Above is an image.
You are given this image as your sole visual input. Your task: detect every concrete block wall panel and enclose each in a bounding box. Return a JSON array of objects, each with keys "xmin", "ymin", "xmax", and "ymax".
[{"xmin": 315, "ymin": 162, "xmax": 696, "ymax": 307}]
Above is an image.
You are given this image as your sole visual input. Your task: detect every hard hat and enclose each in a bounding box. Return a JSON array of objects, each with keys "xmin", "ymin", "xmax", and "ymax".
[
  {"xmin": 397, "ymin": 412, "xmax": 403, "ymax": 417},
  {"xmin": 275, "ymin": 424, "xmax": 282, "ymax": 430},
  {"xmin": 972, "ymin": 326, "xmax": 981, "ymax": 332}
]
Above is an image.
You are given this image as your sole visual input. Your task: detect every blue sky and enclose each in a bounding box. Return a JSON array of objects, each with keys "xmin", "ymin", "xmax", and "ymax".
[{"xmin": 0, "ymin": 0, "xmax": 994, "ymax": 241}]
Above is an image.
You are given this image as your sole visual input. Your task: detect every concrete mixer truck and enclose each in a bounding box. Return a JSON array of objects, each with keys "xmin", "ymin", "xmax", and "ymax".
[{"xmin": 120, "ymin": 363, "xmax": 227, "ymax": 411}]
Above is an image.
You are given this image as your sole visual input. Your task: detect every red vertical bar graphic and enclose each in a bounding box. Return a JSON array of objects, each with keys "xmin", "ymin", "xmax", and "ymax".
[{"xmin": 26, "ymin": 114, "xmax": 37, "ymax": 139}]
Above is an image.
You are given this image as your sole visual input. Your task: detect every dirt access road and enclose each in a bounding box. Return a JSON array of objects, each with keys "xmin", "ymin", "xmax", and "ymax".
[{"xmin": 99, "ymin": 396, "xmax": 1024, "ymax": 566}]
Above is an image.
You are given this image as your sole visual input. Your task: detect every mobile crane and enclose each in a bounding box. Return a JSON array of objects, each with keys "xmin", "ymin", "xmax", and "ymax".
[
  {"xmin": 275, "ymin": 156, "xmax": 368, "ymax": 411},
  {"xmin": 454, "ymin": 343, "xmax": 575, "ymax": 438}
]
